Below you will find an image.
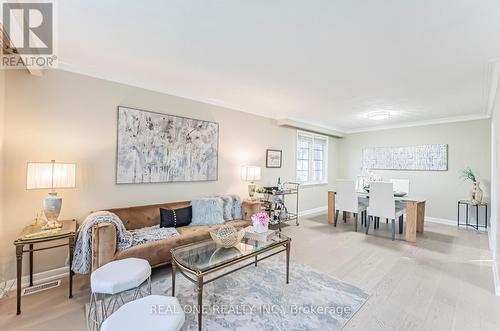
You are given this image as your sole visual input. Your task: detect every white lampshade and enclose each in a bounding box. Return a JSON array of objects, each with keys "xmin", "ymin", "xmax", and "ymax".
[
  {"xmin": 27, "ymin": 161, "xmax": 76, "ymax": 190},
  {"xmin": 241, "ymin": 166, "xmax": 261, "ymax": 182}
]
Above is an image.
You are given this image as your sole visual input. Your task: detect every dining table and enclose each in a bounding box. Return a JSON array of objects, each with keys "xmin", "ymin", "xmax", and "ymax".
[{"xmin": 327, "ymin": 191, "xmax": 426, "ymax": 243}]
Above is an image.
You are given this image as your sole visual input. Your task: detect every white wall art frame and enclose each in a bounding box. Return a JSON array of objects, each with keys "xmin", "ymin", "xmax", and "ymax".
[
  {"xmin": 362, "ymin": 144, "xmax": 448, "ymax": 171},
  {"xmin": 116, "ymin": 106, "xmax": 219, "ymax": 183}
]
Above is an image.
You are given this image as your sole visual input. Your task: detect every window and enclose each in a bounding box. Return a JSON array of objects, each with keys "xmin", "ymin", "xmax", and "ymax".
[{"xmin": 296, "ymin": 131, "xmax": 328, "ymax": 184}]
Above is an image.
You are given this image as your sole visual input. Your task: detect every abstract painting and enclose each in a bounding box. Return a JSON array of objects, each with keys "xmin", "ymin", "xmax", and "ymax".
[
  {"xmin": 116, "ymin": 106, "xmax": 219, "ymax": 183},
  {"xmin": 362, "ymin": 144, "xmax": 448, "ymax": 171}
]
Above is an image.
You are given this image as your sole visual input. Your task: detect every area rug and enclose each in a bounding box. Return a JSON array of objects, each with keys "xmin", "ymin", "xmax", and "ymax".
[{"xmin": 86, "ymin": 255, "xmax": 369, "ymax": 331}]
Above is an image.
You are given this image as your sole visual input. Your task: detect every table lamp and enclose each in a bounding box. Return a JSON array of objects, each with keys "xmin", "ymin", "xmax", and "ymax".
[
  {"xmin": 26, "ymin": 160, "xmax": 76, "ymax": 229},
  {"xmin": 241, "ymin": 166, "xmax": 261, "ymax": 199}
]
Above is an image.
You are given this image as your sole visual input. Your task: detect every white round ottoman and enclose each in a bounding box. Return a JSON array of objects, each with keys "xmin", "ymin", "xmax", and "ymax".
[
  {"xmin": 101, "ymin": 295, "xmax": 185, "ymax": 331},
  {"xmin": 89, "ymin": 258, "xmax": 152, "ymax": 329}
]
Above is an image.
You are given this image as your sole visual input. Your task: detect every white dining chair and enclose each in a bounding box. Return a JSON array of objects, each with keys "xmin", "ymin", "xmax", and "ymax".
[
  {"xmin": 390, "ymin": 179, "xmax": 410, "ymax": 195},
  {"xmin": 366, "ymin": 182, "xmax": 405, "ymax": 240},
  {"xmin": 334, "ymin": 180, "xmax": 367, "ymax": 232}
]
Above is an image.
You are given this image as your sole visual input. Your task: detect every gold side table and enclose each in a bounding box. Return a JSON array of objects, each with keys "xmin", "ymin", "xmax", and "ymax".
[
  {"xmin": 242, "ymin": 200, "xmax": 262, "ymax": 221},
  {"xmin": 13, "ymin": 219, "xmax": 77, "ymax": 315}
]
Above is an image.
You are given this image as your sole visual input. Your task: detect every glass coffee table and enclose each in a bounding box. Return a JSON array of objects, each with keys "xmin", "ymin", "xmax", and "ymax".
[{"xmin": 170, "ymin": 232, "xmax": 291, "ymax": 331}]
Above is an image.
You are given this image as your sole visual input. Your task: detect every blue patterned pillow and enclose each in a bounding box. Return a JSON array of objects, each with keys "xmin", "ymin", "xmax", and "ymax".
[
  {"xmin": 230, "ymin": 195, "xmax": 242, "ymax": 220},
  {"xmin": 191, "ymin": 198, "xmax": 224, "ymax": 226}
]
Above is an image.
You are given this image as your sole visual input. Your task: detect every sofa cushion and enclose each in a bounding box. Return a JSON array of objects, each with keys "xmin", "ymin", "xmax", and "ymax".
[
  {"xmin": 218, "ymin": 195, "xmax": 233, "ymax": 221},
  {"xmin": 160, "ymin": 206, "xmax": 192, "ymax": 228},
  {"xmin": 191, "ymin": 198, "xmax": 224, "ymax": 226},
  {"xmin": 230, "ymin": 195, "xmax": 242, "ymax": 219},
  {"xmin": 113, "ymin": 220, "xmax": 251, "ymax": 267},
  {"xmin": 225, "ymin": 219, "xmax": 252, "ymax": 229},
  {"xmin": 108, "ymin": 201, "xmax": 190, "ymax": 230},
  {"xmin": 176, "ymin": 220, "xmax": 251, "ymax": 239}
]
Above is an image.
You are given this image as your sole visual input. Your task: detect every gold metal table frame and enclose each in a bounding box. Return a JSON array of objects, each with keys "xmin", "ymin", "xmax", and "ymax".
[
  {"xmin": 170, "ymin": 237, "xmax": 291, "ymax": 331},
  {"xmin": 13, "ymin": 219, "xmax": 77, "ymax": 315}
]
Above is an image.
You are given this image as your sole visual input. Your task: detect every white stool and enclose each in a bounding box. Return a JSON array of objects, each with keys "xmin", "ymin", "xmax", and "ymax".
[
  {"xmin": 101, "ymin": 295, "xmax": 185, "ymax": 331},
  {"xmin": 89, "ymin": 258, "xmax": 152, "ymax": 330}
]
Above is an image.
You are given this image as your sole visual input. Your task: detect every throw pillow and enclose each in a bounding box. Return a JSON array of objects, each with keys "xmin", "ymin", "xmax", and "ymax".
[
  {"xmin": 191, "ymin": 198, "xmax": 225, "ymax": 226},
  {"xmin": 218, "ymin": 195, "xmax": 234, "ymax": 221},
  {"xmin": 230, "ymin": 195, "xmax": 242, "ymax": 219},
  {"xmin": 159, "ymin": 206, "xmax": 192, "ymax": 228}
]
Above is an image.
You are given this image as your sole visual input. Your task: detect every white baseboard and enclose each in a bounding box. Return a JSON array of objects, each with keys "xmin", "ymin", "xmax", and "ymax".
[
  {"xmin": 4, "ymin": 266, "xmax": 69, "ymax": 295},
  {"xmin": 425, "ymin": 216, "xmax": 489, "ymax": 232},
  {"xmin": 299, "ymin": 205, "xmax": 328, "ymax": 217},
  {"xmin": 298, "ymin": 210, "xmax": 462, "ymax": 228},
  {"xmin": 424, "ymin": 217, "xmax": 457, "ymax": 227},
  {"xmin": 492, "ymin": 260, "xmax": 500, "ymax": 296}
]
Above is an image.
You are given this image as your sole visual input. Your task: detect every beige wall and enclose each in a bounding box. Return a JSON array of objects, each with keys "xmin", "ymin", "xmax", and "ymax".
[
  {"xmin": 1, "ymin": 69, "xmax": 339, "ymax": 279},
  {"xmin": 337, "ymin": 120, "xmax": 491, "ymax": 220}
]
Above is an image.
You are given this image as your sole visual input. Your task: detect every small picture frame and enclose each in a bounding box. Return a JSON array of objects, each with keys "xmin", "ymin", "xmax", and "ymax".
[{"xmin": 266, "ymin": 149, "xmax": 282, "ymax": 168}]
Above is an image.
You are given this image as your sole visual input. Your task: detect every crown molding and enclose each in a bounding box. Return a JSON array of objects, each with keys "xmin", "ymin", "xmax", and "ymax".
[
  {"xmin": 343, "ymin": 113, "xmax": 491, "ymax": 134},
  {"xmin": 57, "ymin": 61, "xmax": 493, "ymax": 136},
  {"xmin": 276, "ymin": 118, "xmax": 346, "ymax": 138},
  {"xmin": 279, "ymin": 116, "xmax": 348, "ymax": 133}
]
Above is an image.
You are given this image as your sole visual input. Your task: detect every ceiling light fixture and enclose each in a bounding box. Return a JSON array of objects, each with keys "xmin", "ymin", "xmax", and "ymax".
[{"xmin": 367, "ymin": 111, "xmax": 390, "ymax": 121}]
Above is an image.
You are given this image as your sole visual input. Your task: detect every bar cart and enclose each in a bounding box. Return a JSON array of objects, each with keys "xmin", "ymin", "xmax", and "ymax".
[{"xmin": 260, "ymin": 182, "xmax": 300, "ymax": 231}]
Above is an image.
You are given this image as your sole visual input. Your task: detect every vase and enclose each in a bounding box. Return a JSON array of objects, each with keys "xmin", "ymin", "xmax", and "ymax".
[
  {"xmin": 42, "ymin": 192, "xmax": 63, "ymax": 229},
  {"xmin": 252, "ymin": 221, "xmax": 268, "ymax": 233},
  {"xmin": 471, "ymin": 181, "xmax": 483, "ymax": 205}
]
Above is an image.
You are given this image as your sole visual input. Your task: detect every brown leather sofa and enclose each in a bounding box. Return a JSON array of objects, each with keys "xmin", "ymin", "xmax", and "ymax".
[{"xmin": 90, "ymin": 200, "xmax": 255, "ymax": 272}]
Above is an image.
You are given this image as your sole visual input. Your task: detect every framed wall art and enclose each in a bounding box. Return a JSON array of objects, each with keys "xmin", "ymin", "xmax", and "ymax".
[
  {"xmin": 362, "ymin": 144, "xmax": 448, "ymax": 171},
  {"xmin": 266, "ymin": 149, "xmax": 282, "ymax": 168},
  {"xmin": 116, "ymin": 106, "xmax": 219, "ymax": 183}
]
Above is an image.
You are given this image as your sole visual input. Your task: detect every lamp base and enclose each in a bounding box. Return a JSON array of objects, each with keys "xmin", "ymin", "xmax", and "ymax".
[
  {"xmin": 42, "ymin": 192, "xmax": 62, "ymax": 230},
  {"xmin": 248, "ymin": 183, "xmax": 256, "ymax": 199}
]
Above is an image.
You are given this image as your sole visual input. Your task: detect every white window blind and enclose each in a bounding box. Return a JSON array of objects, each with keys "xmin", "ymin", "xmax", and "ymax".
[{"xmin": 296, "ymin": 131, "xmax": 328, "ymax": 184}]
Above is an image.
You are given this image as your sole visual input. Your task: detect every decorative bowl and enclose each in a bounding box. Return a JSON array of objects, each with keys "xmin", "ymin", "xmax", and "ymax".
[{"xmin": 210, "ymin": 224, "xmax": 245, "ymax": 248}]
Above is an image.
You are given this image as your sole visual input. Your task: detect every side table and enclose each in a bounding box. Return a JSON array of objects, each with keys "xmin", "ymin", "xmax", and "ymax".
[
  {"xmin": 457, "ymin": 200, "xmax": 488, "ymax": 230},
  {"xmin": 13, "ymin": 219, "xmax": 77, "ymax": 315},
  {"xmin": 242, "ymin": 200, "xmax": 262, "ymax": 221}
]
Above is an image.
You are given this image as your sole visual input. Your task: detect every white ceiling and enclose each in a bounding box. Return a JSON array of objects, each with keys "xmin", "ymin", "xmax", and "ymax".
[{"xmin": 57, "ymin": 0, "xmax": 500, "ymax": 133}]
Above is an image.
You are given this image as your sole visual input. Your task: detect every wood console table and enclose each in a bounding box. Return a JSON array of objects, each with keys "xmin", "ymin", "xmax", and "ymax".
[
  {"xmin": 328, "ymin": 191, "xmax": 425, "ymax": 243},
  {"xmin": 13, "ymin": 219, "xmax": 77, "ymax": 315}
]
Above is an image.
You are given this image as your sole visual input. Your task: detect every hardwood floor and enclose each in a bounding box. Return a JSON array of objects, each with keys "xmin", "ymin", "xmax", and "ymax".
[{"xmin": 1, "ymin": 213, "xmax": 498, "ymax": 330}]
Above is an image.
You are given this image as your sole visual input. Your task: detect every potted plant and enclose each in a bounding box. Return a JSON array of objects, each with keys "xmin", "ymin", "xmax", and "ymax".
[
  {"xmin": 251, "ymin": 212, "xmax": 270, "ymax": 233},
  {"xmin": 460, "ymin": 167, "xmax": 483, "ymax": 205}
]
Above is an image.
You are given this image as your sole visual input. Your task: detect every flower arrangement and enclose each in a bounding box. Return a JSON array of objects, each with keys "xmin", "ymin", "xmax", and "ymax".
[
  {"xmin": 251, "ymin": 212, "xmax": 269, "ymax": 226},
  {"xmin": 460, "ymin": 167, "xmax": 477, "ymax": 183},
  {"xmin": 460, "ymin": 167, "xmax": 483, "ymax": 204},
  {"xmin": 251, "ymin": 212, "xmax": 270, "ymax": 233}
]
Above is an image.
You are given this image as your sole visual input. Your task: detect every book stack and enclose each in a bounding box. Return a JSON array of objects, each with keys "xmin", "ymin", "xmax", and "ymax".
[{"xmin": 243, "ymin": 226, "xmax": 275, "ymax": 242}]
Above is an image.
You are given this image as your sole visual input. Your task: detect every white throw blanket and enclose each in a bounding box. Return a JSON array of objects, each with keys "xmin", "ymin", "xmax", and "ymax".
[{"xmin": 72, "ymin": 211, "xmax": 178, "ymax": 274}]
